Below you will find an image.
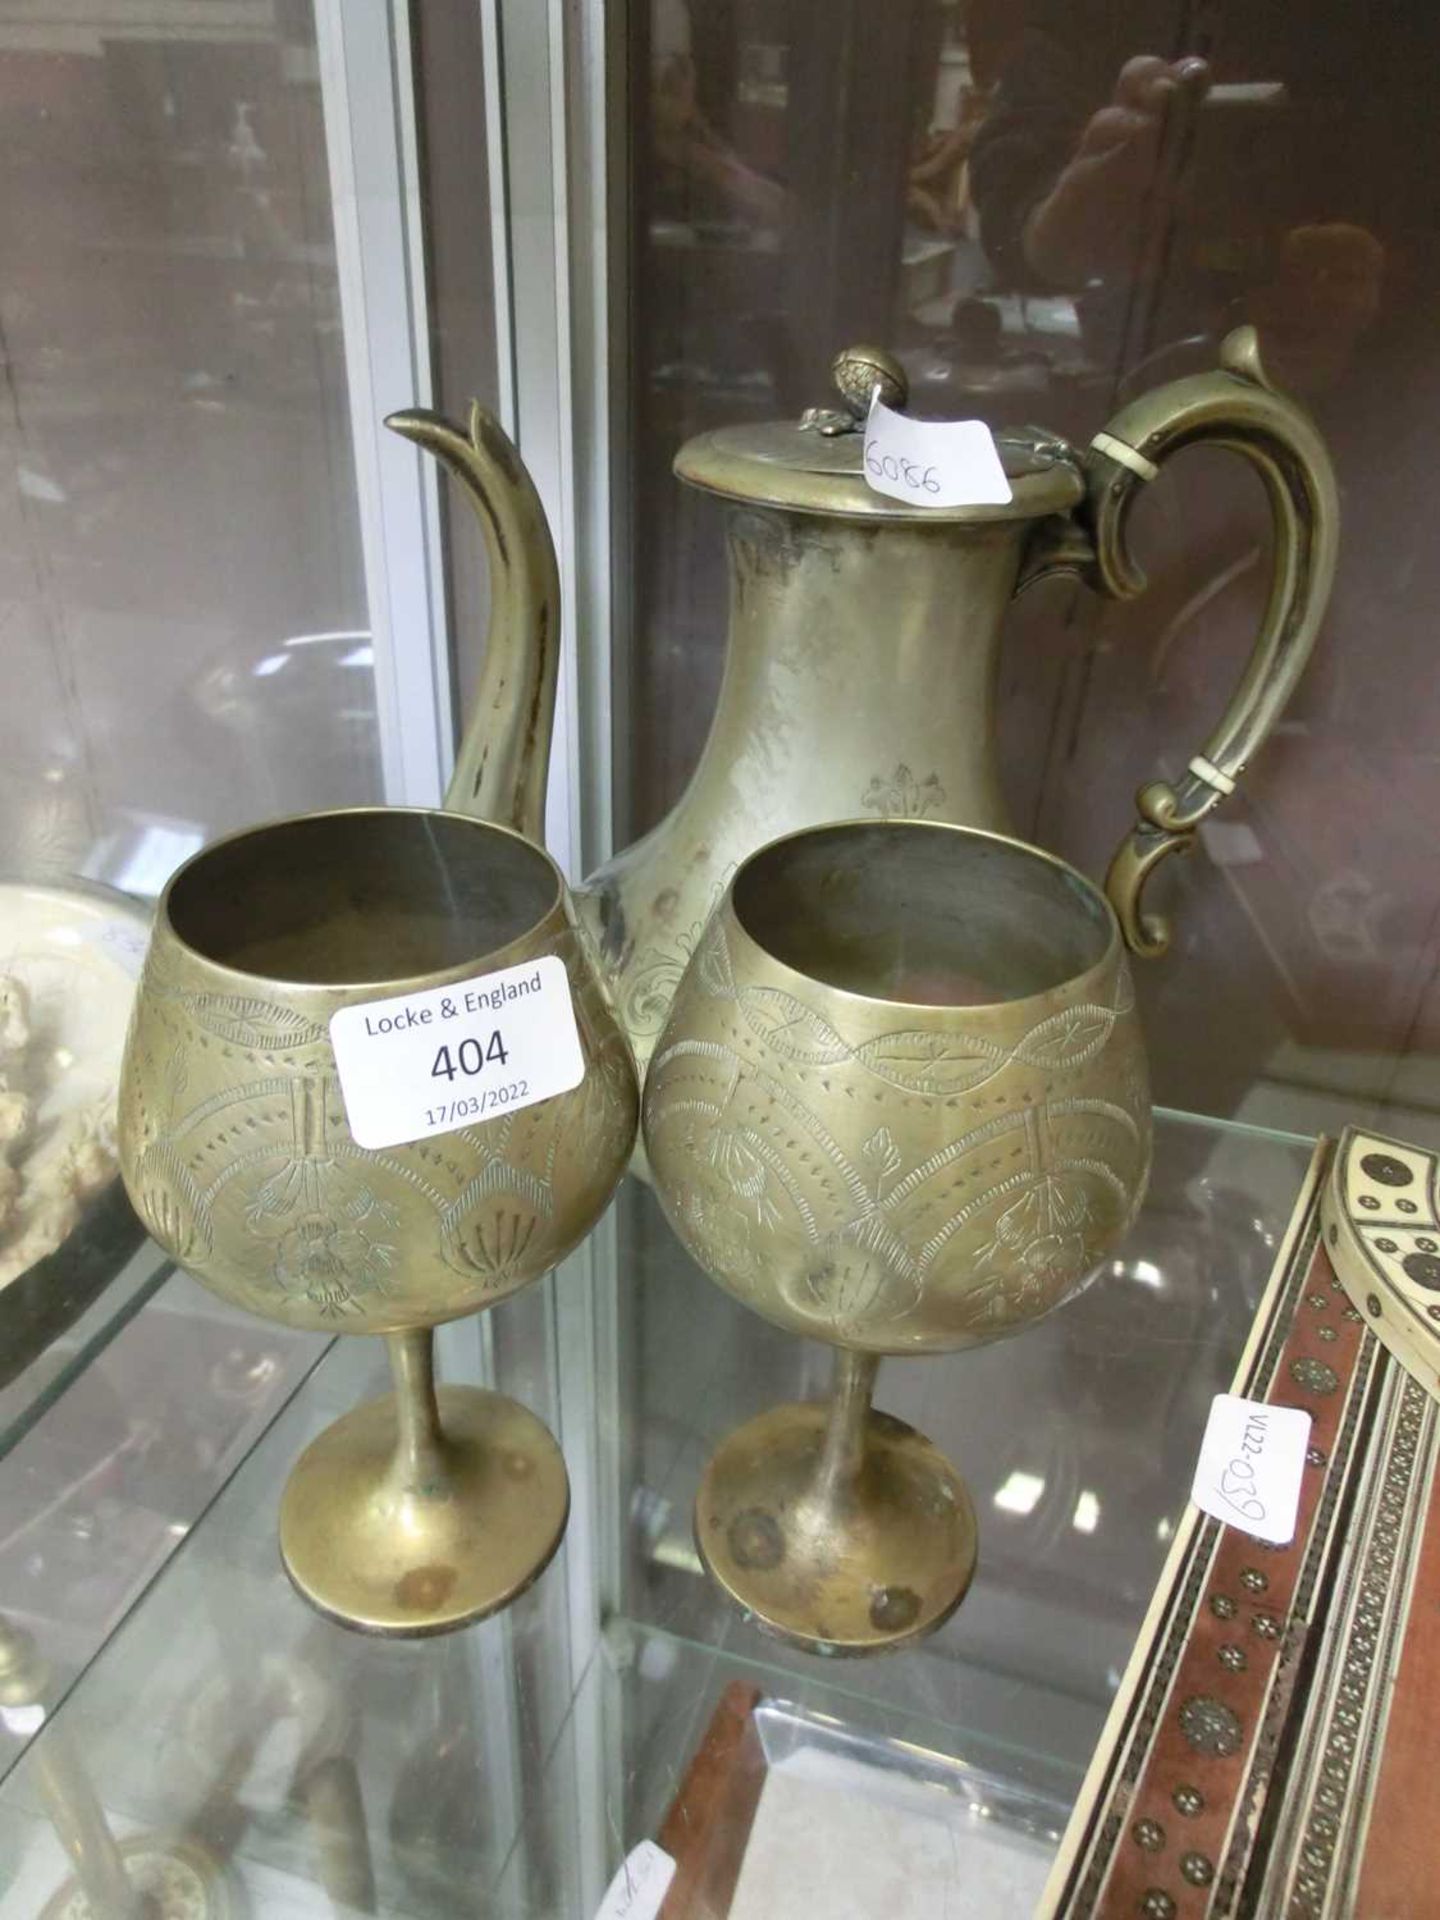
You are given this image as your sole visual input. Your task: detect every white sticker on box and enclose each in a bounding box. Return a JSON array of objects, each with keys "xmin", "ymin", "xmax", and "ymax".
[
  {"xmin": 329, "ymin": 954, "xmax": 583, "ymax": 1151},
  {"xmin": 1191, "ymin": 1393, "xmax": 1311, "ymax": 1546},
  {"xmin": 593, "ymin": 1842, "xmax": 675, "ymax": 1920},
  {"xmin": 863, "ymin": 397, "xmax": 1013, "ymax": 509}
]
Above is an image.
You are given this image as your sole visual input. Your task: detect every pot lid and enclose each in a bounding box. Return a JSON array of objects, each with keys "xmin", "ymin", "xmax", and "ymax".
[{"xmin": 675, "ymin": 344, "xmax": 1085, "ymax": 522}]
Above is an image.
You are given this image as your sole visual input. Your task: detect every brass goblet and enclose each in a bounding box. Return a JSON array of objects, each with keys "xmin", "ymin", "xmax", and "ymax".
[
  {"xmin": 644, "ymin": 820, "xmax": 1150, "ymax": 1654},
  {"xmin": 119, "ymin": 808, "xmax": 637, "ymax": 1635}
]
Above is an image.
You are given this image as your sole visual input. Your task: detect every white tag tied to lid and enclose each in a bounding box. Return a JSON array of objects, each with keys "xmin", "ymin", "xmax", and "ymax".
[
  {"xmin": 862, "ymin": 395, "xmax": 1013, "ymax": 509},
  {"xmin": 1191, "ymin": 1393, "xmax": 1311, "ymax": 1546}
]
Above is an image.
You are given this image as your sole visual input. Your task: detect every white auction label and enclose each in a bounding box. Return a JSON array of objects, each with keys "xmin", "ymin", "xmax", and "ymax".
[
  {"xmin": 593, "ymin": 1842, "xmax": 675, "ymax": 1920},
  {"xmin": 329, "ymin": 954, "xmax": 584, "ymax": 1151},
  {"xmin": 863, "ymin": 396, "xmax": 1013, "ymax": 509},
  {"xmin": 1191, "ymin": 1393, "xmax": 1311, "ymax": 1546}
]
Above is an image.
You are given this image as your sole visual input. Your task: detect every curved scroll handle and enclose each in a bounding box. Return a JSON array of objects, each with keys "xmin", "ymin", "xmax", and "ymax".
[
  {"xmin": 384, "ymin": 402, "xmax": 560, "ymax": 844},
  {"xmin": 1085, "ymin": 327, "xmax": 1339, "ymax": 957}
]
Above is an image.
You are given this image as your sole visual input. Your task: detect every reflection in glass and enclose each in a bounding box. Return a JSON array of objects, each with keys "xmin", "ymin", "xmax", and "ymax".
[
  {"xmin": 0, "ymin": 6, "xmax": 379, "ymax": 895},
  {"xmin": 624, "ymin": 0, "xmax": 1440, "ymax": 1141}
]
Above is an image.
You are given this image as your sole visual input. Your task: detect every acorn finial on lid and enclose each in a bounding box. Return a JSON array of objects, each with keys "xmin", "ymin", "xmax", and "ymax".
[{"xmin": 831, "ymin": 344, "xmax": 908, "ymax": 419}]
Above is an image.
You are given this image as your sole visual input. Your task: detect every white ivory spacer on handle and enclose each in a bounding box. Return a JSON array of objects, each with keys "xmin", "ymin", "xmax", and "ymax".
[
  {"xmin": 1188, "ymin": 753, "xmax": 1237, "ymax": 796},
  {"xmin": 1090, "ymin": 430, "xmax": 1159, "ymax": 482}
]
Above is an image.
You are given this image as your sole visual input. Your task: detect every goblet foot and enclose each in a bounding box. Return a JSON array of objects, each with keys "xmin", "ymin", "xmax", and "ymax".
[
  {"xmin": 279, "ymin": 1384, "xmax": 569, "ymax": 1636},
  {"xmin": 695, "ymin": 1399, "xmax": 977, "ymax": 1656}
]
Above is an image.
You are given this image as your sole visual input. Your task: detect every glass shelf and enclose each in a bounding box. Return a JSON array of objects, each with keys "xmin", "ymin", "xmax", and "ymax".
[
  {"xmin": 0, "ymin": 1114, "xmax": 1318, "ymax": 1917},
  {"xmin": 0, "ymin": 1332, "xmax": 588, "ymax": 1920},
  {"xmin": 0, "ymin": 1239, "xmax": 173, "ymax": 1466},
  {"xmin": 0, "ymin": 1273, "xmax": 332, "ymax": 1795}
]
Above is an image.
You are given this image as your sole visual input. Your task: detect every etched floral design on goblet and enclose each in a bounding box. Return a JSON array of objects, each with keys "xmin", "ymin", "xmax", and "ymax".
[
  {"xmin": 120, "ymin": 808, "xmax": 637, "ymax": 1635},
  {"xmin": 644, "ymin": 820, "xmax": 1150, "ymax": 1654}
]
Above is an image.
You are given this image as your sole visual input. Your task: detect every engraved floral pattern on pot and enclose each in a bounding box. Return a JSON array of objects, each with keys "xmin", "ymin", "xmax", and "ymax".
[
  {"xmin": 966, "ymin": 1166, "xmax": 1104, "ymax": 1325},
  {"xmin": 238, "ymin": 1138, "xmax": 402, "ymax": 1319},
  {"xmin": 707, "ymin": 1125, "xmax": 784, "ymax": 1230},
  {"xmin": 621, "ymin": 864, "xmax": 738, "ymax": 1046},
  {"xmin": 623, "ymin": 932, "xmax": 701, "ymax": 1041},
  {"xmin": 273, "ymin": 1207, "xmax": 397, "ymax": 1319},
  {"xmin": 861, "ymin": 764, "xmax": 947, "ymax": 818}
]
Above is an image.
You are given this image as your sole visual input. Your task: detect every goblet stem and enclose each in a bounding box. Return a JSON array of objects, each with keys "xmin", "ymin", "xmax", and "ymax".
[
  {"xmin": 694, "ymin": 1345, "xmax": 977, "ymax": 1651},
  {"xmin": 385, "ymin": 1329, "xmax": 450, "ymax": 1497},
  {"xmin": 809, "ymin": 1349, "xmax": 880, "ymax": 1511}
]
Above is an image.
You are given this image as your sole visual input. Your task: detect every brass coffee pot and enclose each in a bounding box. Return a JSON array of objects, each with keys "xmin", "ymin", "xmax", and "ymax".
[{"xmin": 391, "ymin": 329, "xmax": 1337, "ymax": 1070}]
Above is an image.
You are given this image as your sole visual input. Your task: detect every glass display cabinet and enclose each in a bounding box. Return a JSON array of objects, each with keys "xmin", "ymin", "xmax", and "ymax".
[{"xmin": 0, "ymin": 2, "xmax": 1435, "ymax": 1916}]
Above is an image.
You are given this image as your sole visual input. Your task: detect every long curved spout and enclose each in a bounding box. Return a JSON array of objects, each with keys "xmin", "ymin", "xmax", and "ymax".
[{"xmin": 385, "ymin": 401, "xmax": 560, "ymax": 844}]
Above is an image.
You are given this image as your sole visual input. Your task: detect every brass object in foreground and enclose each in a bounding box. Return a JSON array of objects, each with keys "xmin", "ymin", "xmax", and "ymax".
[
  {"xmin": 392, "ymin": 327, "xmax": 1337, "ymax": 1078},
  {"xmin": 643, "ymin": 821, "xmax": 1151, "ymax": 1653},
  {"xmin": 118, "ymin": 809, "xmax": 637, "ymax": 1634},
  {"xmin": 0, "ymin": 1616, "xmax": 239, "ymax": 1919}
]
